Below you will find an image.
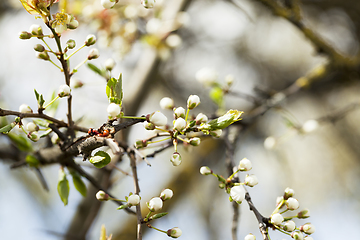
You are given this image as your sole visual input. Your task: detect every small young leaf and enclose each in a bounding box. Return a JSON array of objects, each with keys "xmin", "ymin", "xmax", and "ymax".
[
  {"xmin": 34, "ymin": 89, "xmax": 45, "ymax": 109},
  {"xmin": 69, "ymin": 170, "xmax": 87, "ymax": 197},
  {"xmin": 0, "ymin": 122, "xmax": 16, "ymax": 134},
  {"xmin": 149, "ymin": 212, "xmax": 168, "ymax": 220},
  {"xmin": 117, "ymin": 204, "xmax": 128, "ymax": 210},
  {"xmin": 39, "ymin": 129, "xmax": 52, "ymax": 138},
  {"xmin": 57, "ymin": 169, "xmax": 69, "ymax": 206},
  {"xmin": 25, "ymin": 154, "xmax": 40, "ymax": 168},
  {"xmin": 106, "ymin": 74, "xmax": 123, "ymax": 106},
  {"xmin": 209, "ymin": 86, "xmax": 224, "ymax": 107},
  {"xmin": 90, "ymin": 151, "xmax": 111, "ymax": 168},
  {"xmin": 7, "ymin": 133, "xmax": 33, "ymax": 152},
  {"xmin": 87, "ymin": 63, "xmax": 103, "ymax": 76},
  {"xmin": 100, "ymin": 225, "xmax": 107, "ymax": 240}
]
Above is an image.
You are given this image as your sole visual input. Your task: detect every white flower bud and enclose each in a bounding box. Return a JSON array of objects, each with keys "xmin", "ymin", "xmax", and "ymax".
[
  {"xmin": 19, "ymin": 104, "xmax": 33, "ymax": 113},
  {"xmin": 195, "ymin": 113, "xmax": 208, "ymax": 124},
  {"xmin": 264, "ymin": 136, "xmax": 276, "ymax": 150},
  {"xmin": 286, "ymin": 197, "xmax": 300, "ymax": 210},
  {"xmin": 127, "ymin": 194, "xmax": 140, "ymax": 206},
  {"xmin": 189, "ymin": 137, "xmax": 201, "ymax": 146},
  {"xmin": 107, "ymin": 103, "xmax": 121, "ymax": 118},
  {"xmin": 187, "ymin": 95, "xmax": 200, "ymax": 109},
  {"xmin": 66, "ymin": 39, "xmax": 76, "ymax": 49},
  {"xmin": 297, "ymin": 209, "xmax": 310, "ymax": 218},
  {"xmin": 244, "ymin": 233, "xmax": 256, "ymax": 240},
  {"xmin": 302, "ymin": 120, "xmax": 319, "ymax": 133},
  {"xmin": 304, "ymin": 237, "xmax": 314, "ymax": 240},
  {"xmin": 19, "ymin": 31, "xmax": 32, "ymax": 39},
  {"xmin": 142, "ymin": 0, "xmax": 156, "ymax": 9},
  {"xmin": 101, "ymin": 0, "xmax": 116, "ymax": 9},
  {"xmin": 170, "ymin": 152, "xmax": 182, "ymax": 166},
  {"xmin": 271, "ymin": 213, "xmax": 284, "ymax": 226},
  {"xmin": 143, "ymin": 121, "xmax": 155, "ymax": 130},
  {"xmin": 245, "ymin": 174, "xmax": 258, "ymax": 187},
  {"xmin": 104, "ymin": 58, "xmax": 116, "ymax": 71},
  {"xmin": 166, "ymin": 34, "xmax": 182, "ymax": 48},
  {"xmin": 36, "ymin": 51, "xmax": 50, "ymax": 61},
  {"xmin": 300, "ymin": 223, "xmax": 315, "ymax": 234},
  {"xmin": 200, "ymin": 166, "xmax": 212, "ymax": 175},
  {"xmin": 174, "ymin": 107, "xmax": 185, "ymax": 119},
  {"xmin": 70, "ymin": 78, "xmax": 83, "ymax": 89},
  {"xmin": 28, "ymin": 131, "xmax": 39, "ymax": 142},
  {"xmin": 195, "ymin": 67, "xmax": 218, "ymax": 85},
  {"xmin": 96, "ymin": 190, "xmax": 109, "ymax": 201},
  {"xmin": 173, "ymin": 117, "xmax": 187, "ymax": 132},
  {"xmin": 88, "ymin": 48, "xmax": 100, "ymax": 60},
  {"xmin": 29, "ymin": 24, "xmax": 42, "ymax": 35},
  {"xmin": 85, "ymin": 34, "xmax": 97, "ymax": 46},
  {"xmin": 276, "ymin": 196, "xmax": 284, "ymax": 206},
  {"xmin": 160, "ymin": 189, "xmax": 173, "ymax": 201},
  {"xmin": 58, "ymin": 85, "xmax": 71, "ymax": 98},
  {"xmin": 283, "ymin": 220, "xmax": 296, "ymax": 232},
  {"xmin": 210, "ymin": 129, "xmax": 222, "ymax": 138},
  {"xmin": 146, "ymin": 18, "xmax": 161, "ymax": 34},
  {"xmin": 26, "ymin": 122, "xmax": 38, "ymax": 132},
  {"xmin": 225, "ymin": 74, "xmax": 234, "ymax": 86},
  {"xmin": 68, "ymin": 18, "xmax": 79, "ymax": 29},
  {"xmin": 230, "ymin": 185, "xmax": 245, "ymax": 203},
  {"xmin": 159, "ymin": 97, "xmax": 174, "ymax": 110},
  {"xmin": 51, "ymin": 134, "xmax": 60, "ymax": 144},
  {"xmin": 167, "ymin": 227, "xmax": 182, "ymax": 238},
  {"xmin": 239, "ymin": 158, "xmax": 252, "ymax": 171},
  {"xmin": 148, "ymin": 197, "xmax": 163, "ymax": 211},
  {"xmin": 148, "ymin": 111, "xmax": 167, "ymax": 126},
  {"xmin": 291, "ymin": 231, "xmax": 304, "ymax": 240}
]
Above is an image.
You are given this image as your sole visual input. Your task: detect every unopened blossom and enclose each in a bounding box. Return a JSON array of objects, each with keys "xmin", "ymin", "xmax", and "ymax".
[
  {"xmin": 167, "ymin": 227, "xmax": 182, "ymax": 238},
  {"xmin": 195, "ymin": 113, "xmax": 208, "ymax": 124},
  {"xmin": 284, "ymin": 187, "xmax": 295, "ymax": 199},
  {"xmin": 170, "ymin": 152, "xmax": 182, "ymax": 166},
  {"xmin": 88, "ymin": 48, "xmax": 100, "ymax": 60},
  {"xmin": 304, "ymin": 237, "xmax": 314, "ymax": 240},
  {"xmin": 286, "ymin": 197, "xmax": 300, "ymax": 210},
  {"xmin": 85, "ymin": 34, "xmax": 97, "ymax": 46},
  {"xmin": 26, "ymin": 122, "xmax": 38, "ymax": 132},
  {"xmin": 127, "ymin": 194, "xmax": 140, "ymax": 206},
  {"xmin": 159, "ymin": 97, "xmax": 174, "ymax": 110},
  {"xmin": 96, "ymin": 190, "xmax": 109, "ymax": 201},
  {"xmin": 271, "ymin": 213, "xmax": 284, "ymax": 226},
  {"xmin": 195, "ymin": 67, "xmax": 218, "ymax": 85},
  {"xmin": 283, "ymin": 220, "xmax": 296, "ymax": 232},
  {"xmin": 173, "ymin": 118, "xmax": 186, "ymax": 132},
  {"xmin": 28, "ymin": 131, "xmax": 39, "ymax": 142},
  {"xmin": 200, "ymin": 166, "xmax": 212, "ymax": 175},
  {"xmin": 225, "ymin": 74, "xmax": 235, "ymax": 86},
  {"xmin": 245, "ymin": 174, "xmax": 258, "ymax": 187},
  {"xmin": 29, "ymin": 24, "xmax": 43, "ymax": 35},
  {"xmin": 189, "ymin": 137, "xmax": 201, "ymax": 146},
  {"xmin": 244, "ymin": 233, "xmax": 256, "ymax": 240},
  {"xmin": 160, "ymin": 189, "xmax": 173, "ymax": 201},
  {"xmin": 187, "ymin": 95, "xmax": 200, "ymax": 109},
  {"xmin": 19, "ymin": 104, "xmax": 33, "ymax": 113},
  {"xmin": 297, "ymin": 209, "xmax": 310, "ymax": 219},
  {"xmin": 58, "ymin": 85, "xmax": 71, "ymax": 97},
  {"xmin": 142, "ymin": 0, "xmax": 156, "ymax": 8},
  {"xmin": 70, "ymin": 78, "xmax": 83, "ymax": 89},
  {"xmin": 148, "ymin": 197, "xmax": 163, "ymax": 211},
  {"xmin": 107, "ymin": 103, "xmax": 121, "ymax": 118},
  {"xmin": 291, "ymin": 231, "xmax": 304, "ymax": 240},
  {"xmin": 210, "ymin": 129, "xmax": 222, "ymax": 138},
  {"xmin": 230, "ymin": 185, "xmax": 245, "ymax": 203},
  {"xmin": 104, "ymin": 58, "xmax": 116, "ymax": 71},
  {"xmin": 300, "ymin": 223, "xmax": 315, "ymax": 234},
  {"xmin": 174, "ymin": 107, "xmax": 185, "ymax": 119},
  {"xmin": 101, "ymin": 0, "xmax": 116, "ymax": 9},
  {"xmin": 148, "ymin": 111, "xmax": 167, "ymax": 126},
  {"xmin": 36, "ymin": 51, "xmax": 50, "ymax": 61},
  {"xmin": 166, "ymin": 34, "xmax": 182, "ymax": 48},
  {"xmin": 239, "ymin": 158, "xmax": 252, "ymax": 171}
]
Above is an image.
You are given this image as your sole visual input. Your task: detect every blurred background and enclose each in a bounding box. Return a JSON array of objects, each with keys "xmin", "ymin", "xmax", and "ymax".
[{"xmin": 0, "ymin": 0, "xmax": 360, "ymax": 239}]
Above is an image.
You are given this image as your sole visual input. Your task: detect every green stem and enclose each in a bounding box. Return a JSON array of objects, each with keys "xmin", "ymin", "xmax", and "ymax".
[
  {"xmin": 72, "ymin": 58, "xmax": 88, "ymax": 72},
  {"xmin": 144, "ymin": 211, "xmax": 152, "ymax": 222},
  {"xmin": 20, "ymin": 125, "xmax": 28, "ymax": 135},
  {"xmin": 48, "ymin": 59, "xmax": 63, "ymax": 71},
  {"xmin": 108, "ymin": 197, "xmax": 127, "ymax": 202},
  {"xmin": 228, "ymin": 169, "xmax": 240, "ymax": 180},
  {"xmin": 279, "ymin": 209, "xmax": 289, "ymax": 215},
  {"xmin": 154, "ymin": 127, "xmax": 169, "ymax": 133},
  {"xmin": 41, "ymin": 38, "xmax": 53, "ymax": 52},
  {"xmin": 147, "ymin": 224, "xmax": 167, "ymax": 234},
  {"xmin": 148, "ymin": 136, "xmax": 171, "ymax": 144},
  {"xmin": 65, "ymin": 44, "xmax": 86, "ymax": 60},
  {"xmin": 274, "ymin": 225, "xmax": 291, "ymax": 235},
  {"xmin": 43, "ymin": 96, "xmax": 60, "ymax": 109},
  {"xmin": 176, "ymin": 136, "xmax": 188, "ymax": 143},
  {"xmin": 185, "ymin": 108, "xmax": 190, "ymax": 122},
  {"xmin": 272, "ymin": 199, "xmax": 285, "ymax": 214}
]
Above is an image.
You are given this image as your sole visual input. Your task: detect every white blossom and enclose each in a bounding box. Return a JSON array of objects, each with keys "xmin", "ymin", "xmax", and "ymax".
[
  {"xmin": 173, "ymin": 118, "xmax": 186, "ymax": 132},
  {"xmin": 189, "ymin": 137, "xmax": 201, "ymax": 146},
  {"xmin": 244, "ymin": 234, "xmax": 256, "ymax": 240},
  {"xmin": 107, "ymin": 103, "xmax": 121, "ymax": 118},
  {"xmin": 245, "ymin": 174, "xmax": 258, "ymax": 187},
  {"xmin": 271, "ymin": 213, "xmax": 284, "ymax": 225},
  {"xmin": 300, "ymin": 223, "xmax": 315, "ymax": 234},
  {"xmin": 195, "ymin": 67, "xmax": 218, "ymax": 85},
  {"xmin": 104, "ymin": 58, "xmax": 116, "ymax": 71},
  {"xmin": 264, "ymin": 136, "xmax": 276, "ymax": 150},
  {"xmin": 101, "ymin": 0, "xmax": 116, "ymax": 9},
  {"xmin": 167, "ymin": 227, "xmax": 182, "ymax": 238},
  {"xmin": 159, "ymin": 97, "xmax": 174, "ymax": 110},
  {"xmin": 142, "ymin": 0, "xmax": 156, "ymax": 9},
  {"xmin": 170, "ymin": 152, "xmax": 182, "ymax": 166},
  {"xmin": 26, "ymin": 122, "xmax": 38, "ymax": 132},
  {"xmin": 291, "ymin": 231, "xmax": 304, "ymax": 240},
  {"xmin": 174, "ymin": 107, "xmax": 186, "ymax": 119},
  {"xmin": 148, "ymin": 197, "xmax": 163, "ymax": 211},
  {"xmin": 96, "ymin": 190, "xmax": 109, "ymax": 201},
  {"xmin": 230, "ymin": 185, "xmax": 245, "ymax": 203},
  {"xmin": 166, "ymin": 34, "xmax": 182, "ymax": 48},
  {"xmin": 200, "ymin": 166, "xmax": 212, "ymax": 175},
  {"xmin": 58, "ymin": 85, "xmax": 71, "ymax": 97},
  {"xmin": 19, "ymin": 104, "xmax": 33, "ymax": 113},
  {"xmin": 286, "ymin": 197, "xmax": 300, "ymax": 210},
  {"xmin": 239, "ymin": 158, "xmax": 252, "ymax": 171},
  {"xmin": 195, "ymin": 113, "xmax": 208, "ymax": 124},
  {"xmin": 187, "ymin": 95, "xmax": 200, "ymax": 109},
  {"xmin": 160, "ymin": 189, "xmax": 173, "ymax": 201},
  {"xmin": 210, "ymin": 129, "xmax": 222, "ymax": 138},
  {"xmin": 148, "ymin": 111, "xmax": 167, "ymax": 126},
  {"xmin": 127, "ymin": 194, "xmax": 140, "ymax": 206},
  {"xmin": 283, "ymin": 220, "xmax": 296, "ymax": 232}
]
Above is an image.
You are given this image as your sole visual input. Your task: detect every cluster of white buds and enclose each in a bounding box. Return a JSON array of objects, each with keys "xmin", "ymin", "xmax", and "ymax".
[{"xmin": 147, "ymin": 188, "xmax": 174, "ymax": 211}]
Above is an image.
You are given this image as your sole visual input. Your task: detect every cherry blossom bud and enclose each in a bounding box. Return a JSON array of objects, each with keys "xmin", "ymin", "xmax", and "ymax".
[
  {"xmin": 148, "ymin": 111, "xmax": 167, "ymax": 126},
  {"xmin": 26, "ymin": 122, "xmax": 38, "ymax": 132},
  {"xmin": 170, "ymin": 152, "xmax": 182, "ymax": 166},
  {"xmin": 195, "ymin": 113, "xmax": 208, "ymax": 124},
  {"xmin": 66, "ymin": 39, "xmax": 76, "ymax": 49},
  {"xmin": 210, "ymin": 129, "xmax": 222, "ymax": 138},
  {"xmin": 271, "ymin": 213, "xmax": 284, "ymax": 226},
  {"xmin": 286, "ymin": 197, "xmax": 300, "ymax": 210},
  {"xmin": 107, "ymin": 103, "xmax": 121, "ymax": 118},
  {"xmin": 127, "ymin": 194, "xmax": 140, "ymax": 206},
  {"xmin": 244, "ymin": 233, "xmax": 256, "ymax": 240},
  {"xmin": 245, "ymin": 174, "xmax": 258, "ymax": 187},
  {"xmin": 148, "ymin": 197, "xmax": 163, "ymax": 211},
  {"xmin": 88, "ymin": 48, "xmax": 100, "ymax": 60},
  {"xmin": 297, "ymin": 209, "xmax": 310, "ymax": 219},
  {"xmin": 187, "ymin": 95, "xmax": 200, "ymax": 109},
  {"xmin": 300, "ymin": 223, "xmax": 315, "ymax": 234},
  {"xmin": 28, "ymin": 131, "xmax": 39, "ymax": 142},
  {"xmin": 304, "ymin": 237, "xmax": 314, "ymax": 240},
  {"xmin": 225, "ymin": 74, "xmax": 234, "ymax": 86},
  {"xmin": 143, "ymin": 121, "xmax": 155, "ymax": 130},
  {"xmin": 173, "ymin": 118, "xmax": 186, "ymax": 132},
  {"xmin": 34, "ymin": 44, "xmax": 45, "ymax": 52},
  {"xmin": 19, "ymin": 104, "xmax": 33, "ymax": 113},
  {"xmin": 276, "ymin": 196, "xmax": 284, "ymax": 206},
  {"xmin": 159, "ymin": 97, "xmax": 174, "ymax": 110},
  {"xmin": 189, "ymin": 137, "xmax": 201, "ymax": 146},
  {"xmin": 283, "ymin": 220, "xmax": 296, "ymax": 232},
  {"xmin": 166, "ymin": 34, "xmax": 182, "ymax": 48},
  {"xmin": 58, "ymin": 85, "xmax": 71, "ymax": 98},
  {"xmin": 284, "ymin": 187, "xmax": 295, "ymax": 199},
  {"xmin": 264, "ymin": 136, "xmax": 276, "ymax": 150},
  {"xmin": 70, "ymin": 78, "xmax": 83, "ymax": 89},
  {"xmin": 230, "ymin": 185, "xmax": 245, "ymax": 203},
  {"xmin": 174, "ymin": 107, "xmax": 185, "ymax": 119},
  {"xmin": 96, "ymin": 190, "xmax": 109, "ymax": 201},
  {"xmin": 135, "ymin": 140, "xmax": 147, "ymax": 149},
  {"xmin": 196, "ymin": 67, "xmax": 218, "ymax": 86},
  {"xmin": 104, "ymin": 58, "xmax": 116, "ymax": 71},
  {"xmin": 291, "ymin": 231, "xmax": 304, "ymax": 240},
  {"xmin": 200, "ymin": 166, "xmax": 212, "ymax": 175},
  {"xmin": 51, "ymin": 134, "xmax": 60, "ymax": 144},
  {"xmin": 160, "ymin": 189, "xmax": 173, "ymax": 201},
  {"xmin": 68, "ymin": 18, "xmax": 79, "ymax": 29},
  {"xmin": 239, "ymin": 158, "xmax": 252, "ymax": 171},
  {"xmin": 36, "ymin": 51, "xmax": 50, "ymax": 61},
  {"xmin": 19, "ymin": 31, "xmax": 32, "ymax": 39},
  {"xmin": 29, "ymin": 24, "xmax": 43, "ymax": 36},
  {"xmin": 302, "ymin": 120, "xmax": 319, "ymax": 133},
  {"xmin": 142, "ymin": 0, "xmax": 155, "ymax": 8},
  {"xmin": 101, "ymin": 0, "xmax": 116, "ymax": 9},
  {"xmin": 85, "ymin": 34, "xmax": 97, "ymax": 46},
  {"xmin": 167, "ymin": 227, "xmax": 182, "ymax": 238}
]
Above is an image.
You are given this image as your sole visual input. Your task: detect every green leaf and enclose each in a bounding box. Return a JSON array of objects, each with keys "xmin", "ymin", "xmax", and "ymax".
[
  {"xmin": 57, "ymin": 169, "xmax": 69, "ymax": 206},
  {"xmin": 33, "ymin": 119, "xmax": 49, "ymax": 128},
  {"xmin": 87, "ymin": 63, "xmax": 103, "ymax": 76},
  {"xmin": 208, "ymin": 109, "xmax": 243, "ymax": 130},
  {"xmin": 117, "ymin": 204, "xmax": 128, "ymax": 210},
  {"xmin": 89, "ymin": 151, "xmax": 111, "ymax": 168},
  {"xmin": 209, "ymin": 86, "xmax": 224, "ymax": 107},
  {"xmin": 149, "ymin": 212, "xmax": 168, "ymax": 220},
  {"xmin": 106, "ymin": 74, "xmax": 123, "ymax": 105},
  {"xmin": 69, "ymin": 170, "xmax": 87, "ymax": 197},
  {"xmin": 34, "ymin": 89, "xmax": 45, "ymax": 109},
  {"xmin": 0, "ymin": 122, "xmax": 16, "ymax": 134},
  {"xmin": 100, "ymin": 225, "xmax": 107, "ymax": 240},
  {"xmin": 7, "ymin": 133, "xmax": 33, "ymax": 152},
  {"xmin": 25, "ymin": 154, "xmax": 39, "ymax": 167}
]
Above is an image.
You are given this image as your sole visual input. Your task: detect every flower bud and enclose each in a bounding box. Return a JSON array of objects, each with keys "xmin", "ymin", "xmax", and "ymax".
[
  {"xmin": 297, "ymin": 209, "xmax": 310, "ymax": 219},
  {"xmin": 68, "ymin": 18, "xmax": 79, "ymax": 29},
  {"xmin": 284, "ymin": 187, "xmax": 295, "ymax": 199},
  {"xmin": 200, "ymin": 166, "xmax": 212, "ymax": 175},
  {"xmin": 291, "ymin": 231, "xmax": 304, "ymax": 240},
  {"xmin": 34, "ymin": 44, "xmax": 45, "ymax": 52},
  {"xmin": 195, "ymin": 113, "xmax": 208, "ymax": 124},
  {"xmin": 286, "ymin": 197, "xmax": 299, "ymax": 210},
  {"xmin": 244, "ymin": 174, "xmax": 258, "ymax": 187},
  {"xmin": 88, "ymin": 48, "xmax": 100, "ymax": 60},
  {"xmin": 143, "ymin": 121, "xmax": 156, "ymax": 130},
  {"xmin": 160, "ymin": 189, "xmax": 173, "ymax": 201},
  {"xmin": 283, "ymin": 220, "xmax": 296, "ymax": 232},
  {"xmin": 276, "ymin": 196, "xmax": 284, "ymax": 206},
  {"xmin": 174, "ymin": 107, "xmax": 185, "ymax": 119},
  {"xmin": 230, "ymin": 185, "xmax": 245, "ymax": 203},
  {"xmin": 167, "ymin": 227, "xmax": 182, "ymax": 238},
  {"xmin": 28, "ymin": 131, "xmax": 39, "ymax": 142},
  {"xmin": 141, "ymin": 0, "xmax": 155, "ymax": 8},
  {"xmin": 302, "ymin": 119, "xmax": 319, "ymax": 133},
  {"xmin": 304, "ymin": 237, "xmax": 314, "ymax": 240},
  {"xmin": 127, "ymin": 194, "xmax": 140, "ymax": 206},
  {"xmin": 148, "ymin": 197, "xmax": 163, "ymax": 211},
  {"xmin": 173, "ymin": 117, "xmax": 186, "ymax": 132},
  {"xmin": 159, "ymin": 97, "xmax": 174, "ymax": 110},
  {"xmin": 29, "ymin": 24, "xmax": 43, "ymax": 36},
  {"xmin": 107, "ymin": 103, "xmax": 121, "ymax": 118},
  {"xmin": 51, "ymin": 134, "xmax": 60, "ymax": 144},
  {"xmin": 58, "ymin": 85, "xmax": 71, "ymax": 98},
  {"xmin": 300, "ymin": 223, "xmax": 315, "ymax": 234},
  {"xmin": 187, "ymin": 95, "xmax": 200, "ymax": 109},
  {"xmin": 135, "ymin": 139, "xmax": 147, "ymax": 149},
  {"xmin": 239, "ymin": 158, "xmax": 252, "ymax": 171},
  {"xmin": 101, "ymin": 0, "xmax": 116, "ymax": 9},
  {"xmin": 210, "ymin": 129, "xmax": 222, "ymax": 138},
  {"xmin": 225, "ymin": 74, "xmax": 234, "ymax": 86},
  {"xmin": 104, "ymin": 58, "xmax": 116, "ymax": 71},
  {"xmin": 19, "ymin": 31, "xmax": 32, "ymax": 39},
  {"xmin": 96, "ymin": 190, "xmax": 109, "ymax": 201},
  {"xmin": 170, "ymin": 152, "xmax": 182, "ymax": 166},
  {"xmin": 66, "ymin": 39, "xmax": 76, "ymax": 49},
  {"xmin": 195, "ymin": 67, "xmax": 218, "ymax": 86},
  {"xmin": 270, "ymin": 213, "xmax": 284, "ymax": 226},
  {"xmin": 70, "ymin": 78, "xmax": 83, "ymax": 89},
  {"xmin": 36, "ymin": 51, "xmax": 50, "ymax": 61},
  {"xmin": 189, "ymin": 137, "xmax": 201, "ymax": 146},
  {"xmin": 166, "ymin": 34, "xmax": 182, "ymax": 48},
  {"xmin": 85, "ymin": 34, "xmax": 97, "ymax": 46},
  {"xmin": 244, "ymin": 233, "xmax": 256, "ymax": 240},
  {"xmin": 19, "ymin": 104, "xmax": 33, "ymax": 113},
  {"xmin": 147, "ymin": 111, "xmax": 167, "ymax": 126},
  {"xmin": 264, "ymin": 136, "xmax": 276, "ymax": 150},
  {"xmin": 26, "ymin": 122, "xmax": 38, "ymax": 132}
]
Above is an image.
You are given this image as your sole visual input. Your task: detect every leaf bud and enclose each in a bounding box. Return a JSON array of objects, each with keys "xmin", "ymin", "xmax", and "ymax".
[{"xmin": 167, "ymin": 227, "xmax": 182, "ymax": 238}]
